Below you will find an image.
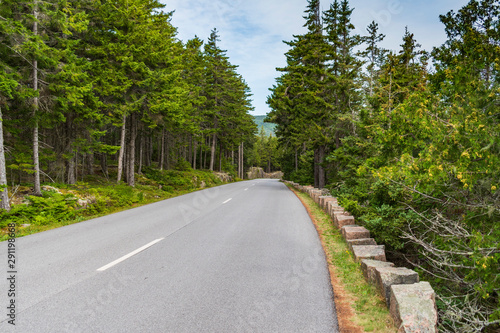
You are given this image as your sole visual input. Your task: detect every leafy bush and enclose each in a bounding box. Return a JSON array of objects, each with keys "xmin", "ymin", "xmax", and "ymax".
[
  {"xmin": 0, "ymin": 192, "xmax": 78, "ymax": 228},
  {"xmin": 174, "ymin": 158, "xmax": 192, "ymax": 171}
]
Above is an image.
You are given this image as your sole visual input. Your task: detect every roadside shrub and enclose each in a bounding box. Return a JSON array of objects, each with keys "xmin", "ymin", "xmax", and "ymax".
[{"xmin": 0, "ymin": 193, "xmax": 78, "ymax": 227}]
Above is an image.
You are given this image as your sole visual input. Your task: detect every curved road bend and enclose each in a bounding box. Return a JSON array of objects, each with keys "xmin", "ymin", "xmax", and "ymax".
[{"xmin": 0, "ymin": 179, "xmax": 339, "ymax": 332}]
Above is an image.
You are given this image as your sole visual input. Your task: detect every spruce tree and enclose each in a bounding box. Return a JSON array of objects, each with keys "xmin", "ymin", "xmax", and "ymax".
[
  {"xmin": 267, "ymin": 0, "xmax": 330, "ymax": 187},
  {"xmin": 203, "ymin": 29, "xmax": 239, "ymax": 171},
  {"xmin": 323, "ymin": 0, "xmax": 363, "ymax": 148},
  {"xmin": 361, "ymin": 21, "xmax": 386, "ymax": 98}
]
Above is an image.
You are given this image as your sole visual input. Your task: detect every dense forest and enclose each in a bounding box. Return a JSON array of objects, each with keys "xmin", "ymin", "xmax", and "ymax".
[
  {"xmin": 0, "ymin": 0, "xmax": 257, "ymax": 212},
  {"xmin": 267, "ymin": 0, "xmax": 499, "ymax": 331}
]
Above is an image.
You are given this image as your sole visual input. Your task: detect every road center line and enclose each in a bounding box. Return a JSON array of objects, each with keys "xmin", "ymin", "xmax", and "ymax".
[
  {"xmin": 97, "ymin": 238, "xmax": 165, "ymax": 272},
  {"xmin": 244, "ymin": 188, "xmax": 248, "ymax": 191},
  {"xmin": 222, "ymin": 198, "xmax": 232, "ymax": 204}
]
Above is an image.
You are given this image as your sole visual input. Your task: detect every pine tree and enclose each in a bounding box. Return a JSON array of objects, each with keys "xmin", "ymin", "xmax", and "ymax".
[
  {"xmin": 182, "ymin": 37, "xmax": 207, "ymax": 169},
  {"xmin": 323, "ymin": 0, "xmax": 363, "ymax": 141},
  {"xmin": 268, "ymin": 0, "xmax": 331, "ymax": 187},
  {"xmin": 361, "ymin": 21, "xmax": 386, "ymax": 98},
  {"xmin": 203, "ymin": 29, "xmax": 240, "ymax": 171},
  {"xmin": 82, "ymin": 0, "xmax": 182, "ymax": 185},
  {"xmin": 374, "ymin": 27, "xmax": 427, "ymax": 116}
]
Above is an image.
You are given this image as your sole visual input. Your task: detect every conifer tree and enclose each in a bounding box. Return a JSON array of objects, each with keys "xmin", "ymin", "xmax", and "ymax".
[
  {"xmin": 203, "ymin": 29, "xmax": 241, "ymax": 171},
  {"xmin": 268, "ymin": 0, "xmax": 331, "ymax": 187},
  {"xmin": 374, "ymin": 27, "xmax": 427, "ymax": 116},
  {"xmin": 361, "ymin": 21, "xmax": 386, "ymax": 98},
  {"xmin": 323, "ymin": 0, "xmax": 363, "ymax": 148},
  {"xmin": 182, "ymin": 37, "xmax": 207, "ymax": 169}
]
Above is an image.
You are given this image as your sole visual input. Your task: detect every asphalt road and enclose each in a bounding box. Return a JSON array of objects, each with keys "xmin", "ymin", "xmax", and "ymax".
[{"xmin": 0, "ymin": 179, "xmax": 339, "ymax": 332}]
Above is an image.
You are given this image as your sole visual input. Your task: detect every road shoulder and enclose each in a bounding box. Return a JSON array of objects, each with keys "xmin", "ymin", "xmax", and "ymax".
[{"xmin": 286, "ymin": 184, "xmax": 397, "ymax": 333}]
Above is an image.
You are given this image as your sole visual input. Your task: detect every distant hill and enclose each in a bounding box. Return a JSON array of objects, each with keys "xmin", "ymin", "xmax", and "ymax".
[{"xmin": 253, "ymin": 115, "xmax": 276, "ymax": 137}]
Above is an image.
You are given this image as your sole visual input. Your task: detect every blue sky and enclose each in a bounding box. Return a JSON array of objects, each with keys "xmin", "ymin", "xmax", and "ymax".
[{"xmin": 160, "ymin": 0, "xmax": 470, "ymax": 115}]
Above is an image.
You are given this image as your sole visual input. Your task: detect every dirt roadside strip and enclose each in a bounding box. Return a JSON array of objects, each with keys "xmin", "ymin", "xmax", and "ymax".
[{"xmin": 287, "ymin": 184, "xmax": 397, "ymax": 333}]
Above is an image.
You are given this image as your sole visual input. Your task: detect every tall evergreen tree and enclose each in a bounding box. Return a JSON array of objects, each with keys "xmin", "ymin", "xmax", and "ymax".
[
  {"xmin": 203, "ymin": 29, "xmax": 254, "ymax": 171},
  {"xmin": 361, "ymin": 21, "xmax": 386, "ymax": 98},
  {"xmin": 268, "ymin": 0, "xmax": 331, "ymax": 188},
  {"xmin": 323, "ymin": 0, "xmax": 363, "ymax": 149}
]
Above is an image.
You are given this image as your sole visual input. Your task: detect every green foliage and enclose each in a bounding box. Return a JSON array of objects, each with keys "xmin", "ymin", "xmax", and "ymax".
[
  {"xmin": 267, "ymin": 0, "xmax": 363, "ymax": 188},
  {"xmin": 360, "ymin": 205, "xmax": 418, "ymax": 250},
  {"xmin": 143, "ymin": 167, "xmax": 193, "ymax": 189},
  {"xmin": 247, "ymin": 126, "xmax": 281, "ymax": 172},
  {"xmin": 0, "ymin": 0, "xmax": 256, "ymax": 192},
  {"xmin": 174, "ymin": 158, "xmax": 192, "ymax": 172},
  {"xmin": 0, "ymin": 192, "xmax": 77, "ymax": 228}
]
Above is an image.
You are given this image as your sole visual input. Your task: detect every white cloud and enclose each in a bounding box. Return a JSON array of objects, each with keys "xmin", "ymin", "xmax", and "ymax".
[{"xmin": 161, "ymin": 0, "xmax": 471, "ymax": 115}]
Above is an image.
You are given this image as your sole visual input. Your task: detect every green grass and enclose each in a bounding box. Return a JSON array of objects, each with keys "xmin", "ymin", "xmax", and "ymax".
[
  {"xmin": 0, "ymin": 169, "xmax": 228, "ymax": 241},
  {"xmin": 289, "ymin": 185, "xmax": 396, "ymax": 333}
]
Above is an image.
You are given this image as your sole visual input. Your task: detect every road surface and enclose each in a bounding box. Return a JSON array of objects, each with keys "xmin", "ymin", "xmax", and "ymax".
[{"xmin": 0, "ymin": 179, "xmax": 339, "ymax": 332}]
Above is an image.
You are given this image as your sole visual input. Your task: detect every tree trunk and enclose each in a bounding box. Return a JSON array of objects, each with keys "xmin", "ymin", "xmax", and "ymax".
[
  {"xmin": 187, "ymin": 135, "xmax": 191, "ymax": 164},
  {"xmin": 33, "ymin": 120, "xmax": 41, "ymax": 194},
  {"xmin": 67, "ymin": 156, "xmax": 76, "ymax": 185},
  {"xmin": 75, "ymin": 150, "xmax": 79, "ymax": 182},
  {"xmin": 318, "ymin": 145, "xmax": 326, "ymax": 189},
  {"xmin": 0, "ymin": 106, "xmax": 10, "ymax": 211},
  {"xmin": 101, "ymin": 153, "xmax": 108, "ymax": 179},
  {"xmin": 87, "ymin": 152, "xmax": 94, "ymax": 175},
  {"xmin": 117, "ymin": 114, "xmax": 126, "ymax": 182},
  {"xmin": 32, "ymin": 0, "xmax": 42, "ymax": 196},
  {"xmin": 147, "ymin": 135, "xmax": 152, "ymax": 167},
  {"xmin": 334, "ymin": 130, "xmax": 341, "ymax": 149},
  {"xmin": 237, "ymin": 144, "xmax": 241, "ymax": 178},
  {"xmin": 238, "ymin": 142, "xmax": 244, "ymax": 179},
  {"xmin": 203, "ymin": 136, "xmax": 208, "ymax": 169},
  {"xmin": 165, "ymin": 131, "xmax": 170, "ymax": 169},
  {"xmin": 199, "ymin": 139, "xmax": 203, "ymax": 169},
  {"xmin": 295, "ymin": 147, "xmax": 298, "ymax": 172},
  {"xmin": 314, "ymin": 148, "xmax": 319, "ymax": 188},
  {"xmin": 144, "ymin": 135, "xmax": 150, "ymax": 167},
  {"xmin": 160, "ymin": 128, "xmax": 165, "ymax": 170},
  {"xmin": 127, "ymin": 114, "xmax": 137, "ymax": 187},
  {"xmin": 138, "ymin": 131, "xmax": 143, "ymax": 174},
  {"xmin": 209, "ymin": 133, "xmax": 216, "ymax": 171},
  {"xmin": 193, "ymin": 140, "xmax": 197, "ymax": 170},
  {"xmin": 218, "ymin": 146, "xmax": 222, "ymax": 172}
]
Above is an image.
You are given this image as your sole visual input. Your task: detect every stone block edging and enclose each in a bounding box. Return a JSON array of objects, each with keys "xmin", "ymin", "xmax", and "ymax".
[{"xmin": 282, "ymin": 180, "xmax": 438, "ymax": 332}]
